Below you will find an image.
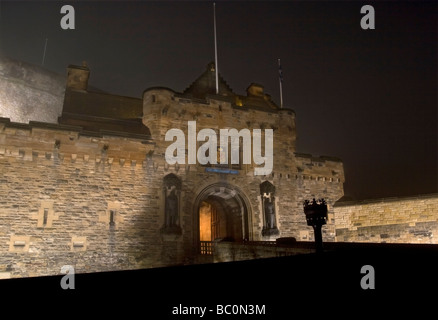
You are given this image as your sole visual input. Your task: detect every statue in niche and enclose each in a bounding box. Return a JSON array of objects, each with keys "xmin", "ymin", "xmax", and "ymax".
[
  {"xmin": 264, "ymin": 197, "xmax": 276, "ymax": 229},
  {"xmin": 165, "ymin": 188, "xmax": 178, "ymax": 227},
  {"xmin": 260, "ymin": 180, "xmax": 279, "ymax": 237},
  {"xmin": 161, "ymin": 173, "xmax": 182, "ymax": 236}
]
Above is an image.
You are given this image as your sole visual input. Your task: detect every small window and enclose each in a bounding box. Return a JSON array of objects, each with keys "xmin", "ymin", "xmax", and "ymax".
[
  {"xmin": 43, "ymin": 208, "xmax": 49, "ymax": 226},
  {"xmin": 109, "ymin": 210, "xmax": 115, "ymax": 226}
]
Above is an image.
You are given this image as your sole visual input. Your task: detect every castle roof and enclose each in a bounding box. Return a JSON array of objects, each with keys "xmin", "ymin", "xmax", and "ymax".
[
  {"xmin": 183, "ymin": 62, "xmax": 234, "ymax": 99},
  {"xmin": 59, "ymin": 61, "xmax": 283, "ymax": 137},
  {"xmin": 182, "ymin": 62, "xmax": 281, "ymax": 111},
  {"xmin": 59, "ymin": 89, "xmax": 150, "ymax": 137},
  {"xmin": 59, "ymin": 63, "xmax": 150, "ymax": 138}
]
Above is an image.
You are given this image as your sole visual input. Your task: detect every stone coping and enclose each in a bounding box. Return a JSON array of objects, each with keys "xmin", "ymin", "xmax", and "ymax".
[
  {"xmin": 0, "ymin": 117, "xmax": 152, "ymax": 142},
  {"xmin": 334, "ymin": 193, "xmax": 438, "ymax": 207}
]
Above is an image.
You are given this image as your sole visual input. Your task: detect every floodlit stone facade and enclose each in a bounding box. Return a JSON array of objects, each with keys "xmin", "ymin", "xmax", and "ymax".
[
  {"xmin": 2, "ymin": 59, "xmax": 436, "ymax": 280},
  {"xmin": 0, "ymin": 61, "xmax": 345, "ymax": 278}
]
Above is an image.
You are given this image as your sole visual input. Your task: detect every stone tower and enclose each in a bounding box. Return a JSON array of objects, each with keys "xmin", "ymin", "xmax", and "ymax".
[{"xmin": 142, "ymin": 62, "xmax": 342, "ymax": 264}]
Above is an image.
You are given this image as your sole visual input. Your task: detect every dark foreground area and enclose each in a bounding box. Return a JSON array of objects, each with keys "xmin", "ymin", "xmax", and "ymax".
[{"xmin": 1, "ymin": 242, "xmax": 437, "ymax": 317}]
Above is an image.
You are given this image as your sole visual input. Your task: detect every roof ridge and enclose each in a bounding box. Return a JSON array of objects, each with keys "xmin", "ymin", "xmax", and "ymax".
[{"xmin": 183, "ymin": 62, "xmax": 234, "ymax": 98}]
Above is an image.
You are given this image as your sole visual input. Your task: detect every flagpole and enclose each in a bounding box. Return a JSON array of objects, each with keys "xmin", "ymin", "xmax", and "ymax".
[
  {"xmin": 214, "ymin": 3, "xmax": 219, "ymax": 94},
  {"xmin": 42, "ymin": 38, "xmax": 48, "ymax": 67},
  {"xmin": 278, "ymin": 58, "xmax": 283, "ymax": 108}
]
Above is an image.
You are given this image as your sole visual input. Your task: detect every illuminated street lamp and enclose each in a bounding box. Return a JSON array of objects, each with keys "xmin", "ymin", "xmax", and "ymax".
[{"xmin": 303, "ymin": 198, "xmax": 328, "ymax": 253}]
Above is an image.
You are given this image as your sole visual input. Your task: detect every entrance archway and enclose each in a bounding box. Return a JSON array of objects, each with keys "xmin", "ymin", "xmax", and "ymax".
[{"xmin": 193, "ymin": 183, "xmax": 252, "ymax": 254}]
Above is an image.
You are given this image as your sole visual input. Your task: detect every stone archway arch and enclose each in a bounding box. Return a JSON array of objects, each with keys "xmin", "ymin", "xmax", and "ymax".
[{"xmin": 192, "ymin": 182, "xmax": 253, "ymax": 252}]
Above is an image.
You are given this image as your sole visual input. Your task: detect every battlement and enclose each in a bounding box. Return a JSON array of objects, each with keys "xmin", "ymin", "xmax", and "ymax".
[
  {"xmin": 294, "ymin": 153, "xmax": 342, "ymax": 163},
  {"xmin": 295, "ymin": 152, "xmax": 345, "ymax": 183},
  {"xmin": 0, "ymin": 117, "xmax": 153, "ymax": 167},
  {"xmin": 143, "ymin": 87, "xmax": 295, "ymax": 128}
]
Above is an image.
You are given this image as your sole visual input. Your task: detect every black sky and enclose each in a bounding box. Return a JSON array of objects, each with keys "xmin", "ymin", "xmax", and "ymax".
[{"xmin": 0, "ymin": 1, "xmax": 436, "ymax": 201}]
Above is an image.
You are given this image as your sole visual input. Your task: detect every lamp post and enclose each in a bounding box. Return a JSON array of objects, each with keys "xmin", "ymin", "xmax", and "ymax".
[{"xmin": 303, "ymin": 198, "xmax": 328, "ymax": 253}]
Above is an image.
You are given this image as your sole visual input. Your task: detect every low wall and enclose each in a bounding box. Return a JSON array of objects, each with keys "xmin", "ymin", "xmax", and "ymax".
[
  {"xmin": 334, "ymin": 194, "xmax": 438, "ymax": 244},
  {"xmin": 213, "ymin": 241, "xmax": 315, "ymax": 263}
]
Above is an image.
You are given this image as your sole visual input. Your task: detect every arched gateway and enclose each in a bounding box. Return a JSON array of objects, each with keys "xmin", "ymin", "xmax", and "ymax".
[{"xmin": 192, "ymin": 183, "xmax": 252, "ymax": 254}]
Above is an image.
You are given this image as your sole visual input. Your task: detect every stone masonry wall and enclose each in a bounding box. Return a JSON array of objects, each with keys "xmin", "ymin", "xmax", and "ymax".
[
  {"xmin": 142, "ymin": 89, "xmax": 345, "ymax": 248},
  {"xmin": 288, "ymin": 154, "xmax": 344, "ymax": 243},
  {"xmin": 0, "ymin": 87, "xmax": 346, "ymax": 278},
  {"xmin": 334, "ymin": 194, "xmax": 438, "ymax": 243},
  {"xmin": 0, "ymin": 119, "xmax": 165, "ymax": 278},
  {"xmin": 142, "ymin": 88, "xmax": 301, "ymax": 253}
]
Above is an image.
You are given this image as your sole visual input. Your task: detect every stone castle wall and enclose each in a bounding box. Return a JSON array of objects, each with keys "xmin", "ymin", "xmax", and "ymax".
[
  {"xmin": 291, "ymin": 154, "xmax": 344, "ymax": 242},
  {"xmin": 142, "ymin": 88, "xmax": 345, "ymax": 246},
  {"xmin": 334, "ymin": 194, "xmax": 438, "ymax": 243},
  {"xmin": 0, "ymin": 87, "xmax": 345, "ymax": 278},
  {"xmin": 0, "ymin": 118, "xmax": 165, "ymax": 278},
  {"xmin": 4, "ymin": 59, "xmax": 436, "ymax": 280}
]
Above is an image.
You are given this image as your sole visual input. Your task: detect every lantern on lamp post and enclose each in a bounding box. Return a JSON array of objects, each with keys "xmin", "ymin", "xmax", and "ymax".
[{"xmin": 303, "ymin": 198, "xmax": 328, "ymax": 253}]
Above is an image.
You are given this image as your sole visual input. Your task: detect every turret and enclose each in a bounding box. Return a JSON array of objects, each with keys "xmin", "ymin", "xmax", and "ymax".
[{"xmin": 143, "ymin": 87, "xmax": 176, "ymax": 139}]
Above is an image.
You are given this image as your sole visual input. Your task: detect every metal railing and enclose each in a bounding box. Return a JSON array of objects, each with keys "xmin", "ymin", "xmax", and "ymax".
[
  {"xmin": 199, "ymin": 240, "xmax": 280, "ymax": 255},
  {"xmin": 200, "ymin": 241, "xmax": 214, "ymax": 255}
]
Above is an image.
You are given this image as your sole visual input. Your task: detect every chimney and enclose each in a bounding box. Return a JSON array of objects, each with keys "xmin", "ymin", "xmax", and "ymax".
[{"xmin": 66, "ymin": 61, "xmax": 90, "ymax": 90}]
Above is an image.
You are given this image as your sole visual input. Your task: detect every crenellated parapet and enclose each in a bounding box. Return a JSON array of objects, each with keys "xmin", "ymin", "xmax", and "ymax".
[
  {"xmin": 295, "ymin": 153, "xmax": 345, "ymax": 184},
  {"xmin": 0, "ymin": 117, "xmax": 154, "ymax": 169}
]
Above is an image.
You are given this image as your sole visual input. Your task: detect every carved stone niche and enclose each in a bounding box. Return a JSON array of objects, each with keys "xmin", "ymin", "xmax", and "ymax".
[
  {"xmin": 160, "ymin": 173, "xmax": 182, "ymax": 238},
  {"xmin": 260, "ymin": 181, "xmax": 279, "ymax": 237}
]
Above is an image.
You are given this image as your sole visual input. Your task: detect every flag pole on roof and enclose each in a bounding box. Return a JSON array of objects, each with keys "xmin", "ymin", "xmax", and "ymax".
[
  {"xmin": 42, "ymin": 38, "xmax": 48, "ymax": 67},
  {"xmin": 214, "ymin": 3, "xmax": 219, "ymax": 94},
  {"xmin": 278, "ymin": 58, "xmax": 284, "ymax": 108}
]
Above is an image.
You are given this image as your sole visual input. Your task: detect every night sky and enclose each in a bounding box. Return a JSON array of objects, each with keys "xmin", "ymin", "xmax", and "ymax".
[{"xmin": 0, "ymin": 1, "xmax": 436, "ymax": 201}]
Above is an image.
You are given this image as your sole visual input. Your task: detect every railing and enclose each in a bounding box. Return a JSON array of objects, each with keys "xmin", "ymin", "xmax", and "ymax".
[
  {"xmin": 199, "ymin": 239, "xmax": 308, "ymax": 256},
  {"xmin": 199, "ymin": 240, "xmax": 278, "ymax": 255},
  {"xmin": 200, "ymin": 241, "xmax": 214, "ymax": 255},
  {"xmin": 244, "ymin": 241, "xmax": 277, "ymax": 247}
]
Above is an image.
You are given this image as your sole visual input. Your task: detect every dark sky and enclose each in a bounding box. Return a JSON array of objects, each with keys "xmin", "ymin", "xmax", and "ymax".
[{"xmin": 0, "ymin": 1, "xmax": 436, "ymax": 201}]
